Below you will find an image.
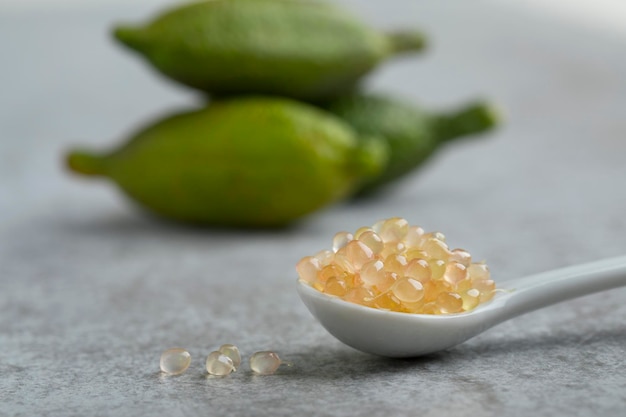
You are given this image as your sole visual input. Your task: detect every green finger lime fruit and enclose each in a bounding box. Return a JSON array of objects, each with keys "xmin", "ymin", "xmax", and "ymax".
[
  {"xmin": 66, "ymin": 97, "xmax": 388, "ymax": 227},
  {"xmin": 324, "ymin": 94, "xmax": 499, "ymax": 196},
  {"xmin": 113, "ymin": 0, "xmax": 426, "ymax": 100}
]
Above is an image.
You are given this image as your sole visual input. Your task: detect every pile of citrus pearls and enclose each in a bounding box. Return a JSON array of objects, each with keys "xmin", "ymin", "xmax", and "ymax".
[{"xmin": 296, "ymin": 217, "xmax": 496, "ymax": 314}]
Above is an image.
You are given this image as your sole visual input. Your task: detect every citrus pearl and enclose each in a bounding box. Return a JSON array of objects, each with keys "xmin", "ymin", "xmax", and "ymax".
[
  {"xmin": 473, "ymin": 279, "xmax": 496, "ymax": 302},
  {"xmin": 401, "ymin": 299, "xmax": 425, "ymax": 314},
  {"xmin": 378, "ymin": 217, "xmax": 409, "ymax": 242},
  {"xmin": 333, "ymin": 252, "xmax": 356, "ymax": 274},
  {"xmin": 313, "ymin": 249, "xmax": 334, "ymax": 267},
  {"xmin": 404, "ymin": 225, "xmax": 425, "ymax": 247},
  {"xmin": 380, "ymin": 241, "xmax": 405, "ymax": 258},
  {"xmin": 443, "ymin": 262, "xmax": 468, "ymax": 286},
  {"xmin": 384, "ymin": 254, "xmax": 408, "ymax": 276},
  {"xmin": 468, "ymin": 263, "xmax": 491, "ymax": 281},
  {"xmin": 455, "ymin": 278, "xmax": 473, "ymax": 293},
  {"xmin": 375, "ymin": 272, "xmax": 398, "ymax": 293},
  {"xmin": 324, "ymin": 277, "xmax": 348, "ymax": 297},
  {"xmin": 371, "ymin": 219, "xmax": 386, "ymax": 234},
  {"xmin": 436, "ymin": 292, "xmax": 463, "ymax": 313},
  {"xmin": 338, "ymin": 240, "xmax": 374, "ymax": 270},
  {"xmin": 218, "ymin": 344, "xmax": 241, "ymax": 369},
  {"xmin": 450, "ymin": 249, "xmax": 472, "ymax": 267},
  {"xmin": 391, "ymin": 277, "xmax": 424, "ymax": 303},
  {"xmin": 403, "ymin": 248, "xmax": 428, "ymax": 261},
  {"xmin": 354, "ymin": 226, "xmax": 373, "ymax": 239},
  {"xmin": 318, "ymin": 264, "xmax": 345, "ymax": 284},
  {"xmin": 296, "ymin": 256, "xmax": 320, "ymax": 284},
  {"xmin": 373, "ymin": 292, "xmax": 402, "ymax": 311},
  {"xmin": 206, "ymin": 351, "xmax": 235, "ymax": 376},
  {"xmin": 343, "ymin": 287, "xmax": 374, "ymax": 306},
  {"xmin": 432, "ymin": 232, "xmax": 446, "ymax": 242},
  {"xmin": 160, "ymin": 348, "xmax": 191, "ymax": 375},
  {"xmin": 358, "ymin": 231, "xmax": 384, "ymax": 255},
  {"xmin": 405, "ymin": 258, "xmax": 431, "ymax": 283},
  {"xmin": 360, "ymin": 259, "xmax": 386, "ymax": 287},
  {"xmin": 461, "ymin": 288, "xmax": 481, "ymax": 311},
  {"xmin": 343, "ymin": 273, "xmax": 362, "ymax": 289},
  {"xmin": 421, "ymin": 302, "xmax": 441, "ymax": 315},
  {"xmin": 332, "ymin": 231, "xmax": 353, "ymax": 252},
  {"xmin": 423, "ymin": 238, "xmax": 450, "ymax": 260},
  {"xmin": 250, "ymin": 351, "xmax": 283, "ymax": 375},
  {"xmin": 428, "ymin": 259, "xmax": 446, "ymax": 280}
]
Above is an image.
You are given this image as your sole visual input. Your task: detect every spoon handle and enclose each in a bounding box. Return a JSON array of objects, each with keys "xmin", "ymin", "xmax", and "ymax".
[{"xmin": 498, "ymin": 255, "xmax": 626, "ymax": 322}]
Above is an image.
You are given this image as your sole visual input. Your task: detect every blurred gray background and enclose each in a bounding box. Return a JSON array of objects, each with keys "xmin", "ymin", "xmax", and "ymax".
[{"xmin": 1, "ymin": 1, "xmax": 625, "ymax": 416}]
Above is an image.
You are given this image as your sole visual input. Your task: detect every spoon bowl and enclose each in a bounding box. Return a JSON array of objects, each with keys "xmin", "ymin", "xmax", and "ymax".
[{"xmin": 297, "ymin": 256, "xmax": 626, "ymax": 357}]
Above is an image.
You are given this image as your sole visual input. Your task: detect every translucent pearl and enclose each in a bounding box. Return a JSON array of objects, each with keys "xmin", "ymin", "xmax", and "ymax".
[
  {"xmin": 383, "ymin": 254, "xmax": 408, "ymax": 276},
  {"xmin": 218, "ymin": 344, "xmax": 241, "ymax": 370},
  {"xmin": 358, "ymin": 231, "xmax": 384, "ymax": 255},
  {"xmin": 436, "ymin": 292, "xmax": 463, "ymax": 313},
  {"xmin": 206, "ymin": 351, "xmax": 235, "ymax": 376},
  {"xmin": 472, "ymin": 279, "xmax": 496, "ymax": 302},
  {"xmin": 421, "ymin": 302, "xmax": 442, "ymax": 315},
  {"xmin": 375, "ymin": 272, "xmax": 398, "ymax": 293},
  {"xmin": 160, "ymin": 348, "xmax": 191, "ymax": 375},
  {"xmin": 468, "ymin": 263, "xmax": 491, "ymax": 281},
  {"xmin": 404, "ymin": 225, "xmax": 425, "ymax": 247},
  {"xmin": 423, "ymin": 238, "xmax": 451, "ymax": 260},
  {"xmin": 313, "ymin": 249, "xmax": 334, "ymax": 267},
  {"xmin": 332, "ymin": 231, "xmax": 353, "ymax": 253},
  {"xmin": 373, "ymin": 292, "xmax": 402, "ymax": 311},
  {"xmin": 428, "ymin": 259, "xmax": 446, "ymax": 280},
  {"xmin": 432, "ymin": 278, "xmax": 454, "ymax": 295},
  {"xmin": 450, "ymin": 249, "xmax": 472, "ymax": 267},
  {"xmin": 296, "ymin": 256, "xmax": 320, "ymax": 284},
  {"xmin": 318, "ymin": 264, "xmax": 345, "ymax": 284},
  {"xmin": 461, "ymin": 288, "xmax": 480, "ymax": 311},
  {"xmin": 404, "ymin": 259, "xmax": 431, "ymax": 283},
  {"xmin": 443, "ymin": 262, "xmax": 468, "ymax": 286},
  {"xmin": 250, "ymin": 351, "xmax": 283, "ymax": 375},
  {"xmin": 391, "ymin": 277, "xmax": 424, "ymax": 303},
  {"xmin": 455, "ymin": 278, "xmax": 472, "ymax": 293},
  {"xmin": 432, "ymin": 232, "xmax": 446, "ymax": 242},
  {"xmin": 324, "ymin": 277, "xmax": 348, "ymax": 297},
  {"xmin": 371, "ymin": 219, "xmax": 386, "ymax": 233},
  {"xmin": 337, "ymin": 240, "xmax": 374, "ymax": 270},
  {"xmin": 401, "ymin": 299, "xmax": 425, "ymax": 314},
  {"xmin": 360, "ymin": 259, "xmax": 386, "ymax": 287},
  {"xmin": 403, "ymin": 248, "xmax": 428, "ymax": 261},
  {"xmin": 332, "ymin": 252, "xmax": 356, "ymax": 274},
  {"xmin": 343, "ymin": 287, "xmax": 374, "ymax": 306},
  {"xmin": 380, "ymin": 241, "xmax": 405, "ymax": 258},
  {"xmin": 343, "ymin": 273, "xmax": 362, "ymax": 289},
  {"xmin": 354, "ymin": 226, "xmax": 373, "ymax": 239},
  {"xmin": 378, "ymin": 217, "xmax": 409, "ymax": 242}
]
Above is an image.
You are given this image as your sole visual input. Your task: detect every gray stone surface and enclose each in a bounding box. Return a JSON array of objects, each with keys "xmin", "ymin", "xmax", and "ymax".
[{"xmin": 1, "ymin": 1, "xmax": 626, "ymax": 416}]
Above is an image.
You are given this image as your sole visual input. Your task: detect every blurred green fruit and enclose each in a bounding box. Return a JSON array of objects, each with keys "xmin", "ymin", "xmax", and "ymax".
[
  {"xmin": 66, "ymin": 97, "xmax": 388, "ymax": 227},
  {"xmin": 113, "ymin": 0, "xmax": 425, "ymax": 100},
  {"xmin": 324, "ymin": 94, "xmax": 499, "ymax": 195}
]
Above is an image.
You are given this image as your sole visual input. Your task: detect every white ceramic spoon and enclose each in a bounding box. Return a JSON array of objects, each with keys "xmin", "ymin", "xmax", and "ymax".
[{"xmin": 296, "ymin": 256, "xmax": 626, "ymax": 358}]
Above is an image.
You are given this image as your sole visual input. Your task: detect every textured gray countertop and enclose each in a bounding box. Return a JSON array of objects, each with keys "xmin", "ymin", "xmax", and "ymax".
[{"xmin": 1, "ymin": 1, "xmax": 626, "ymax": 416}]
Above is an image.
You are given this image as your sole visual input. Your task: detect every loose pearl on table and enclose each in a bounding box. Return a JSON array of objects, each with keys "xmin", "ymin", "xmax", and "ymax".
[
  {"xmin": 249, "ymin": 351, "xmax": 284, "ymax": 375},
  {"xmin": 218, "ymin": 344, "xmax": 241, "ymax": 370},
  {"xmin": 206, "ymin": 351, "xmax": 235, "ymax": 376},
  {"xmin": 160, "ymin": 348, "xmax": 191, "ymax": 375}
]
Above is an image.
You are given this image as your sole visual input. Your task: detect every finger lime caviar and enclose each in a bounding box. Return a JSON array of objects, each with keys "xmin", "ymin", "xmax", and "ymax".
[{"xmin": 296, "ymin": 218, "xmax": 496, "ymax": 314}]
